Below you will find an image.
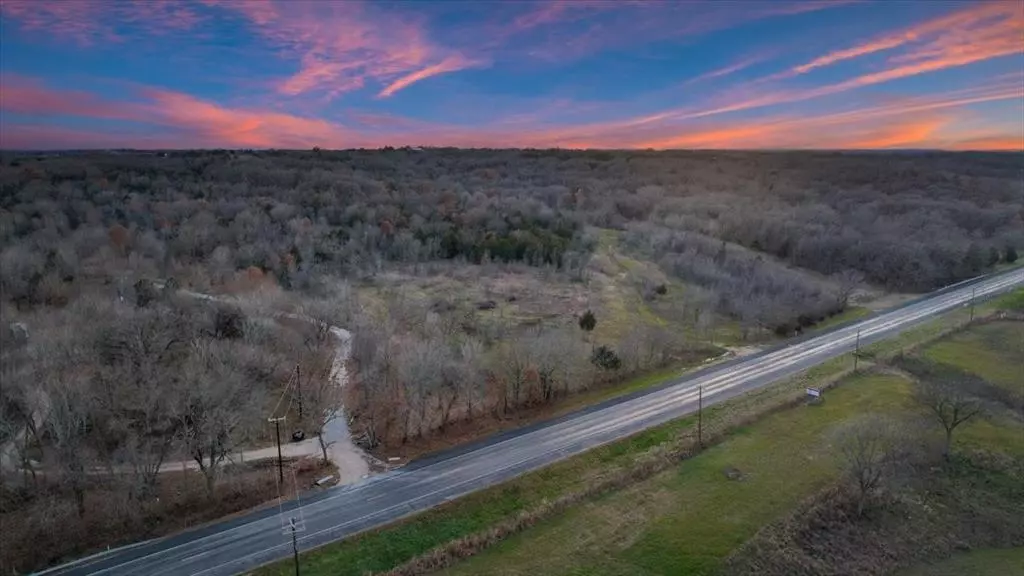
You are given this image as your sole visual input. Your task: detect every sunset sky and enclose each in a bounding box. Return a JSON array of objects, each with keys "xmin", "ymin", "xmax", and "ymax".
[{"xmin": 1, "ymin": 0, "xmax": 1021, "ymax": 150}]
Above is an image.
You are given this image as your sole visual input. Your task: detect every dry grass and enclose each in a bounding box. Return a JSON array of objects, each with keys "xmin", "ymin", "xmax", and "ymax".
[{"xmin": 722, "ymin": 454, "xmax": 1024, "ymax": 576}]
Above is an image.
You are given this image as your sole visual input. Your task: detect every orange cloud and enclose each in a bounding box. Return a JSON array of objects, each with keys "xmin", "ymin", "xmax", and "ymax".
[
  {"xmin": 0, "ymin": 75, "xmax": 357, "ymax": 149},
  {"xmin": 947, "ymin": 136, "xmax": 1023, "ymax": 151},
  {"xmin": 789, "ymin": 1, "xmax": 1021, "ymax": 76},
  {"xmin": 841, "ymin": 117, "xmax": 946, "ymax": 149},
  {"xmin": 2, "ymin": 74, "xmax": 1019, "ymax": 152},
  {"xmin": 141, "ymin": 89, "xmax": 354, "ymax": 148}
]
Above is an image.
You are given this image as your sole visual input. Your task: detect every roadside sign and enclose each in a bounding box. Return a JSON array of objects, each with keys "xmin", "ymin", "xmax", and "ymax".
[{"xmin": 806, "ymin": 387, "xmax": 821, "ymax": 398}]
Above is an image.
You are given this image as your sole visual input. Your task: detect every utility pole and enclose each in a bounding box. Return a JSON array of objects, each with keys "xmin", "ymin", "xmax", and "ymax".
[
  {"xmin": 853, "ymin": 329, "xmax": 861, "ymax": 372},
  {"xmin": 290, "ymin": 517, "xmax": 301, "ymax": 576},
  {"xmin": 697, "ymin": 385, "xmax": 703, "ymax": 449},
  {"xmin": 269, "ymin": 416, "xmax": 285, "ymax": 484},
  {"xmin": 969, "ymin": 287, "xmax": 976, "ymax": 322},
  {"xmin": 295, "ymin": 364, "xmax": 303, "ymax": 420}
]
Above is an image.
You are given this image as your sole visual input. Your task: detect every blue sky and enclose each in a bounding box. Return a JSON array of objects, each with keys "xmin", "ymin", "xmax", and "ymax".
[{"xmin": 0, "ymin": 0, "xmax": 1021, "ymax": 149}]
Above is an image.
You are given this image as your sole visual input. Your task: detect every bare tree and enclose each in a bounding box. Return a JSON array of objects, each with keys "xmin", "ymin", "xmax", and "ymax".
[
  {"xmin": 296, "ymin": 328, "xmax": 343, "ymax": 465},
  {"xmin": 496, "ymin": 336, "xmax": 532, "ymax": 413},
  {"xmin": 0, "ymin": 380, "xmax": 42, "ymax": 487},
  {"xmin": 350, "ymin": 317, "xmax": 399, "ymax": 448},
  {"xmin": 90, "ymin": 307, "xmax": 187, "ymax": 498},
  {"xmin": 177, "ymin": 340, "xmax": 257, "ymax": 495},
  {"xmin": 0, "ymin": 326, "xmax": 42, "ymax": 487},
  {"xmin": 916, "ymin": 378, "xmax": 982, "ymax": 459},
  {"xmin": 831, "ymin": 269, "xmax": 865, "ymax": 309},
  {"xmin": 456, "ymin": 338, "xmax": 485, "ymax": 421},
  {"xmin": 42, "ymin": 367, "xmax": 93, "ymax": 517},
  {"xmin": 530, "ymin": 330, "xmax": 571, "ymax": 402},
  {"xmin": 397, "ymin": 338, "xmax": 446, "ymax": 439},
  {"xmin": 832, "ymin": 414, "xmax": 903, "ymax": 516}
]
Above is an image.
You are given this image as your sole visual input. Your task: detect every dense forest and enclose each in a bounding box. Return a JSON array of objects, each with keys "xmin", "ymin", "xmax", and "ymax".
[
  {"xmin": 2, "ymin": 150, "xmax": 1020, "ymax": 299},
  {"xmin": 1, "ymin": 149, "xmax": 1021, "ymax": 572}
]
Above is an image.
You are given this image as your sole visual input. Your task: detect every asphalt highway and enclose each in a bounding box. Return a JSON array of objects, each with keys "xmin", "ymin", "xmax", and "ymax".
[{"xmin": 41, "ymin": 268, "xmax": 1024, "ymax": 576}]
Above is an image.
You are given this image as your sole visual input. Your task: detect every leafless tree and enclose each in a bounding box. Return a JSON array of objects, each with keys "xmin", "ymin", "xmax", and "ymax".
[
  {"xmin": 90, "ymin": 307, "xmax": 188, "ymax": 497},
  {"xmin": 350, "ymin": 317, "xmax": 399, "ymax": 447},
  {"xmin": 916, "ymin": 378, "xmax": 982, "ymax": 459},
  {"xmin": 831, "ymin": 269, "xmax": 865, "ymax": 309},
  {"xmin": 397, "ymin": 338, "xmax": 446, "ymax": 439},
  {"xmin": 456, "ymin": 338, "xmax": 485, "ymax": 421},
  {"xmin": 295, "ymin": 329, "xmax": 343, "ymax": 465},
  {"xmin": 177, "ymin": 340, "xmax": 259, "ymax": 495},
  {"xmin": 496, "ymin": 336, "xmax": 532, "ymax": 413},
  {"xmin": 530, "ymin": 330, "xmax": 571, "ymax": 402},
  {"xmin": 0, "ymin": 323, "xmax": 42, "ymax": 487},
  {"xmin": 832, "ymin": 414, "xmax": 904, "ymax": 516},
  {"xmin": 41, "ymin": 361, "xmax": 93, "ymax": 516}
]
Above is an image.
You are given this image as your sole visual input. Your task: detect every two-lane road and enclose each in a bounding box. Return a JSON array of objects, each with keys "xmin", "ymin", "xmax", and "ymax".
[{"xmin": 43, "ymin": 268, "xmax": 1024, "ymax": 576}]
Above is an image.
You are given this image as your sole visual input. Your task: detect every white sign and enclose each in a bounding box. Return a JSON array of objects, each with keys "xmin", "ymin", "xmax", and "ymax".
[{"xmin": 806, "ymin": 387, "xmax": 821, "ymax": 398}]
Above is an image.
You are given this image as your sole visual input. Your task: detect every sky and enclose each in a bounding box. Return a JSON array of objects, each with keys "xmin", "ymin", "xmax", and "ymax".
[{"xmin": 0, "ymin": 0, "xmax": 1021, "ymax": 150}]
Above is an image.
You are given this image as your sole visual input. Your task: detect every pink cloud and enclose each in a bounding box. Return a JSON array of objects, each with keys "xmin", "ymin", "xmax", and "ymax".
[
  {"xmin": 141, "ymin": 89, "xmax": 355, "ymax": 148},
  {"xmin": 0, "ymin": 74, "xmax": 144, "ymax": 120},
  {"xmin": 2, "ymin": 74, "xmax": 1020, "ymax": 151},
  {"xmin": 787, "ymin": 1, "xmax": 1022, "ymax": 76},
  {"xmin": 642, "ymin": 4, "xmax": 1022, "ymax": 128},
  {"xmin": 0, "ymin": 75, "xmax": 358, "ymax": 149},
  {"xmin": 498, "ymin": 1, "xmax": 851, "ymax": 64},
  {"xmin": 212, "ymin": 1, "xmax": 476, "ymax": 99},
  {"xmin": 377, "ymin": 55, "xmax": 481, "ymax": 98},
  {"xmin": 685, "ymin": 54, "xmax": 770, "ymax": 85}
]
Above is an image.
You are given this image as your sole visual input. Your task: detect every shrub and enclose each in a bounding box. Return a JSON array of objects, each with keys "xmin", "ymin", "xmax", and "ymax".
[{"xmin": 591, "ymin": 345, "xmax": 621, "ymax": 370}]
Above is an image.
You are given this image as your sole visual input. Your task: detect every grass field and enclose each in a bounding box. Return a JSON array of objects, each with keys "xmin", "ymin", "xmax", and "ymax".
[
  {"xmin": 443, "ymin": 320, "xmax": 1024, "ymax": 576},
  {"xmin": 257, "ymin": 294, "xmax": 1022, "ymax": 576},
  {"xmin": 441, "ymin": 373, "xmax": 913, "ymax": 576},
  {"xmin": 925, "ymin": 321, "xmax": 1024, "ymax": 399},
  {"xmin": 895, "ymin": 547, "xmax": 1024, "ymax": 576},
  {"xmin": 924, "ymin": 320, "xmax": 1024, "ymax": 457}
]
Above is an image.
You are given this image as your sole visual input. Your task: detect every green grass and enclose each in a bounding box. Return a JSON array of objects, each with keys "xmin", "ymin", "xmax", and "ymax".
[
  {"xmin": 990, "ymin": 287, "xmax": 1024, "ymax": 312},
  {"xmin": 895, "ymin": 547, "xmax": 1024, "ymax": 576},
  {"xmin": 922, "ymin": 320, "xmax": 1024, "ymax": 456},
  {"xmin": 812, "ymin": 306, "xmax": 871, "ymax": 331},
  {"xmin": 924, "ymin": 321, "xmax": 1024, "ymax": 397},
  {"xmin": 859, "ymin": 288, "xmax": 1024, "ymax": 362},
  {"xmin": 442, "ymin": 373, "xmax": 915, "ymax": 576},
  {"xmin": 861, "ymin": 306, "xmax": 973, "ymax": 360}
]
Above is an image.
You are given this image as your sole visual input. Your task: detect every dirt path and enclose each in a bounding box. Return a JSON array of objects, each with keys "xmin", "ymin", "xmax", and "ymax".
[
  {"xmin": 157, "ymin": 323, "xmax": 370, "ymax": 484},
  {"xmin": 156, "ymin": 298, "xmax": 370, "ymax": 484}
]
